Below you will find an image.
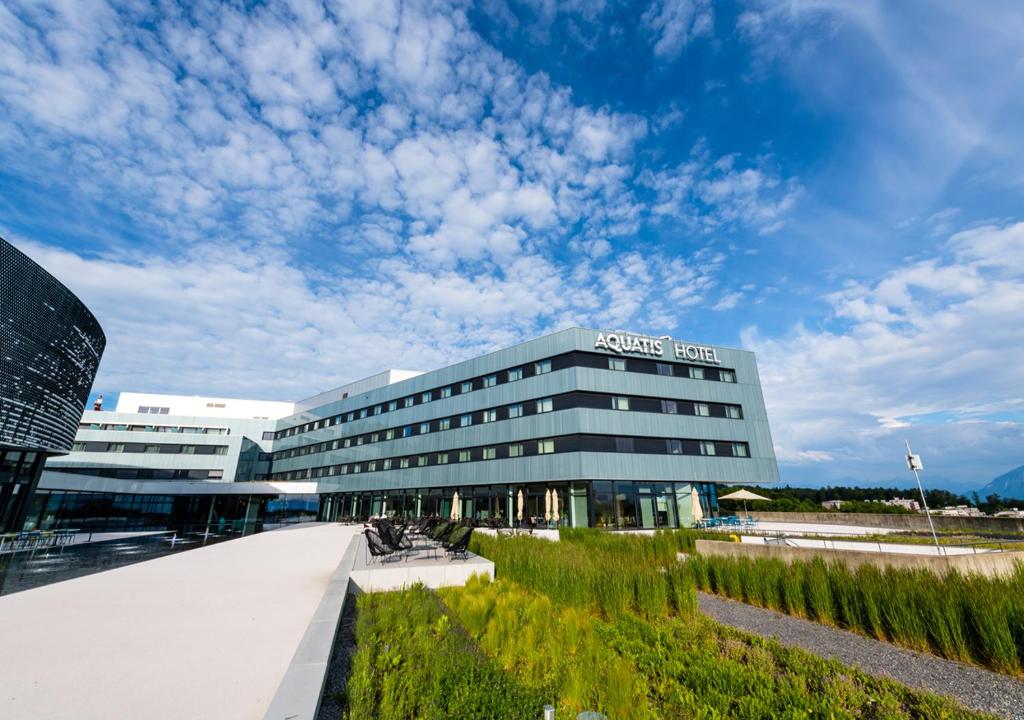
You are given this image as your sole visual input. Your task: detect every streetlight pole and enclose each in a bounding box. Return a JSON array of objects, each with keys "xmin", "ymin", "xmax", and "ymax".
[{"xmin": 905, "ymin": 439, "xmax": 942, "ymax": 555}]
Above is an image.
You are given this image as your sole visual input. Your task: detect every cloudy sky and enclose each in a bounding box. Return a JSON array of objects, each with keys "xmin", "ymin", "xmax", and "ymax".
[{"xmin": 3, "ymin": 0, "xmax": 1023, "ymax": 489}]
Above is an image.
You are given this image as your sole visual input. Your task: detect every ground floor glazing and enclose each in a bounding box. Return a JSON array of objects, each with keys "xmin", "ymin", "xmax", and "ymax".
[{"xmin": 318, "ymin": 480, "xmax": 720, "ymax": 530}]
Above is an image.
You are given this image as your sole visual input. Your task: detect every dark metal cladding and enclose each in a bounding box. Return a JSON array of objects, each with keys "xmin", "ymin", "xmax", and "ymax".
[{"xmin": 1, "ymin": 237, "xmax": 106, "ymax": 454}]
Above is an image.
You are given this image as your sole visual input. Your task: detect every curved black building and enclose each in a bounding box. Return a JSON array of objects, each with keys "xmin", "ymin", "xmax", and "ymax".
[{"xmin": 1, "ymin": 237, "xmax": 105, "ymax": 531}]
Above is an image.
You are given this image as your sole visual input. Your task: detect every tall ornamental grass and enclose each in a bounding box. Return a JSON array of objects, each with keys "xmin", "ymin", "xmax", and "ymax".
[
  {"xmin": 687, "ymin": 553, "xmax": 1024, "ymax": 676},
  {"xmin": 470, "ymin": 531, "xmax": 697, "ymax": 620}
]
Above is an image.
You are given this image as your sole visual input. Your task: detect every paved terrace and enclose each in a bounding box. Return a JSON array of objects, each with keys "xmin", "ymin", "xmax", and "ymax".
[{"xmin": 0, "ymin": 524, "xmax": 361, "ymax": 720}]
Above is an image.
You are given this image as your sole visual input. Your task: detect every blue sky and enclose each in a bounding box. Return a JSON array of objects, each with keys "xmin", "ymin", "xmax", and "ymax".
[{"xmin": 2, "ymin": 0, "xmax": 1023, "ymax": 490}]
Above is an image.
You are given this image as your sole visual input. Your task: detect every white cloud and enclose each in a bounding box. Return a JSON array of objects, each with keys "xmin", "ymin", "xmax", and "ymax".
[
  {"xmin": 743, "ymin": 222, "xmax": 1024, "ymax": 483},
  {"xmin": 641, "ymin": 0, "xmax": 713, "ymax": 61}
]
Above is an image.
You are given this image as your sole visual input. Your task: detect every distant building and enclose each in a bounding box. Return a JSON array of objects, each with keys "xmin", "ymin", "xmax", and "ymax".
[
  {"xmin": 935, "ymin": 505, "xmax": 985, "ymax": 517},
  {"xmin": 884, "ymin": 497, "xmax": 920, "ymax": 512},
  {"xmin": 993, "ymin": 508, "xmax": 1024, "ymax": 519},
  {"xmin": 821, "ymin": 500, "xmax": 843, "ymax": 510}
]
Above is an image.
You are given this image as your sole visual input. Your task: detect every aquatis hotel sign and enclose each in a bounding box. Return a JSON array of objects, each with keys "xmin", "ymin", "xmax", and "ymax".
[{"xmin": 593, "ymin": 332, "xmax": 722, "ymax": 365}]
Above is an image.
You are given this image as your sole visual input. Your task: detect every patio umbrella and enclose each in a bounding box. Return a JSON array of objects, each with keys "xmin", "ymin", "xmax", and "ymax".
[
  {"xmin": 717, "ymin": 489, "xmax": 770, "ymax": 516},
  {"xmin": 691, "ymin": 486, "xmax": 704, "ymax": 525},
  {"xmin": 551, "ymin": 490, "xmax": 560, "ymax": 524},
  {"xmin": 544, "ymin": 489, "xmax": 551, "ymax": 522},
  {"xmin": 516, "ymin": 489, "xmax": 524, "ymax": 523},
  {"xmin": 451, "ymin": 491, "xmax": 460, "ymax": 520}
]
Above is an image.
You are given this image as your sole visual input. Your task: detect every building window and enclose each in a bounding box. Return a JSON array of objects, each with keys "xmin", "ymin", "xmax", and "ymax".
[
  {"xmin": 373, "ymin": 405, "xmax": 382, "ymax": 415},
  {"xmin": 422, "ymin": 391, "xmax": 432, "ymax": 403},
  {"xmin": 666, "ymin": 439, "xmax": 683, "ymax": 454},
  {"xmin": 340, "ymin": 465, "xmax": 349, "ymax": 475},
  {"xmin": 701, "ymin": 441, "xmax": 716, "ymax": 456},
  {"xmin": 656, "ymin": 363, "xmax": 673, "ymax": 376},
  {"xmin": 695, "ymin": 403, "xmax": 710, "ymax": 417},
  {"xmin": 733, "ymin": 443, "xmax": 749, "ymax": 457},
  {"xmin": 346, "ymin": 412, "xmax": 354, "ymax": 422},
  {"xmin": 535, "ymin": 359, "xmax": 552, "ymax": 375},
  {"xmin": 727, "ymin": 406, "xmax": 742, "ymax": 419},
  {"xmin": 368, "ymin": 461, "xmax": 377, "ymax": 472},
  {"xmin": 483, "ymin": 374, "xmax": 497, "ymax": 388},
  {"xmin": 419, "ymin": 422, "xmax": 430, "ymax": 434},
  {"xmin": 417, "ymin": 455, "xmax": 428, "ymax": 467},
  {"xmin": 261, "ymin": 431, "xmax": 275, "ymax": 440},
  {"xmin": 359, "ymin": 409, "xmax": 368, "ymax": 419},
  {"xmin": 608, "ymin": 357, "xmax": 626, "ymax": 371},
  {"xmin": 404, "ymin": 397, "xmax": 414, "ymax": 408},
  {"xmin": 402, "ymin": 426, "xmax": 413, "ymax": 438},
  {"xmin": 460, "ymin": 413, "xmax": 473, "ymax": 427},
  {"xmin": 721, "ymin": 370, "xmax": 736, "ymax": 383},
  {"xmin": 689, "ymin": 367, "xmax": 705, "ymax": 380},
  {"xmin": 438, "ymin": 452, "xmax": 449, "ymax": 464},
  {"xmin": 353, "ymin": 464, "xmax": 362, "ymax": 474},
  {"xmin": 461, "ymin": 381, "xmax": 472, "ymax": 393},
  {"xmin": 508, "ymin": 443, "xmax": 523, "ymax": 457},
  {"xmin": 400, "ymin": 458, "xmax": 410, "ymax": 469},
  {"xmin": 482, "ymin": 447, "xmax": 497, "ymax": 460},
  {"xmin": 508, "ymin": 367, "xmax": 523, "ymax": 382},
  {"xmin": 483, "ymin": 409, "xmax": 497, "ymax": 423},
  {"xmin": 439, "ymin": 418, "xmax": 451, "ymax": 431},
  {"xmin": 371, "ymin": 432, "xmax": 379, "ymax": 443},
  {"xmin": 612, "ymin": 396, "xmax": 630, "ymax": 411},
  {"xmin": 508, "ymin": 403, "xmax": 523, "ymax": 419},
  {"xmin": 537, "ymin": 439, "xmax": 555, "ymax": 454},
  {"xmin": 356, "ymin": 436, "xmax": 365, "ymax": 446},
  {"xmin": 661, "ymin": 400, "xmax": 678, "ymax": 414},
  {"xmin": 208, "ymin": 469, "xmax": 224, "ymax": 479},
  {"xmin": 385, "ymin": 429, "xmax": 395, "ymax": 440},
  {"xmin": 383, "ymin": 459, "xmax": 392, "ymax": 470},
  {"xmin": 615, "ymin": 437, "xmax": 634, "ymax": 453},
  {"xmin": 344, "ymin": 438, "xmax": 352, "ymax": 448},
  {"xmin": 536, "ymin": 398, "xmax": 553, "ymax": 413},
  {"xmin": 458, "ymin": 450, "xmax": 471, "ymax": 462},
  {"xmin": 388, "ymin": 400, "xmax": 397, "ymax": 412},
  {"xmin": 440, "ymin": 386, "xmax": 452, "ymax": 398}
]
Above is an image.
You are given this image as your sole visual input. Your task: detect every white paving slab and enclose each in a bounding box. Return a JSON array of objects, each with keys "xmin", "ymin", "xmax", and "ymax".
[
  {"xmin": 0, "ymin": 522, "xmax": 360, "ymax": 720},
  {"xmin": 349, "ymin": 536, "xmax": 494, "ymax": 592}
]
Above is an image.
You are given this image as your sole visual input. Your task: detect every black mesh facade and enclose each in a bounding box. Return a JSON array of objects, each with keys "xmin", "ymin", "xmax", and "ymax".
[{"xmin": 1, "ymin": 237, "xmax": 105, "ymax": 454}]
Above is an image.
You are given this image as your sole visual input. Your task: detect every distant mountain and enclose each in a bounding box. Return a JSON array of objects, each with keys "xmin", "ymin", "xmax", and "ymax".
[{"xmin": 978, "ymin": 465, "xmax": 1024, "ymax": 499}]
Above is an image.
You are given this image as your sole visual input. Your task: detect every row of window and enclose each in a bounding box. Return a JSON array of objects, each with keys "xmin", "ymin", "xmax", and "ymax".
[
  {"xmin": 49, "ymin": 467, "xmax": 225, "ymax": 480},
  {"xmin": 275, "ymin": 351, "xmax": 738, "ymax": 439},
  {"xmin": 270, "ymin": 434, "xmax": 751, "ymax": 481},
  {"xmin": 272, "ymin": 391, "xmax": 744, "ymax": 462},
  {"xmin": 71, "ymin": 442, "xmax": 229, "ymax": 455},
  {"xmin": 136, "ymin": 406, "xmax": 171, "ymax": 414},
  {"xmin": 78, "ymin": 423, "xmax": 231, "ymax": 435}
]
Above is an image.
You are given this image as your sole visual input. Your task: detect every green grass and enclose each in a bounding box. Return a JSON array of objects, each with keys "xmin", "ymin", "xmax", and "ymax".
[
  {"xmin": 343, "ymin": 585, "xmax": 547, "ymax": 719},
  {"xmin": 687, "ymin": 553, "xmax": 1024, "ymax": 675}
]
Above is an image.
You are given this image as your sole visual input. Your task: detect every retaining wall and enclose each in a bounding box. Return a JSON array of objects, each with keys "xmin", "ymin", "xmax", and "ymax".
[
  {"xmin": 748, "ymin": 511, "xmax": 1024, "ymax": 534},
  {"xmin": 694, "ymin": 539, "xmax": 1024, "ymax": 577}
]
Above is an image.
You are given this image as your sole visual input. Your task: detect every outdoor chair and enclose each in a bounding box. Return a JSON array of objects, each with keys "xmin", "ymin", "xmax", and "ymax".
[
  {"xmin": 444, "ymin": 527, "xmax": 473, "ymax": 560},
  {"xmin": 380, "ymin": 522, "xmax": 413, "ymax": 555},
  {"xmin": 431, "ymin": 521, "xmax": 456, "ymax": 544},
  {"xmin": 364, "ymin": 528, "xmax": 397, "ymax": 563}
]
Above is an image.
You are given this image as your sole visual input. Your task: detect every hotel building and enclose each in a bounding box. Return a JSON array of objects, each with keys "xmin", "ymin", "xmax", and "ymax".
[{"xmin": 36, "ymin": 328, "xmax": 778, "ymax": 531}]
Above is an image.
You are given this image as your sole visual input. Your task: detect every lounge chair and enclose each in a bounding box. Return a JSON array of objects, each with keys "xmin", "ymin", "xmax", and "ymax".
[
  {"xmin": 444, "ymin": 527, "xmax": 473, "ymax": 560},
  {"xmin": 364, "ymin": 528, "xmax": 397, "ymax": 563}
]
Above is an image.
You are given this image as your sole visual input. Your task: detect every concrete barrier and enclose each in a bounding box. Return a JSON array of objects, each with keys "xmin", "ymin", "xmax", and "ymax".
[
  {"xmin": 748, "ymin": 511, "xmax": 1024, "ymax": 534},
  {"xmin": 694, "ymin": 539, "xmax": 1024, "ymax": 577}
]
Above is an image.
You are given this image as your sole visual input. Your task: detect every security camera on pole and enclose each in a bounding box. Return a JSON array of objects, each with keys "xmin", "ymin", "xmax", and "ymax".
[{"xmin": 905, "ymin": 439, "xmax": 942, "ymax": 555}]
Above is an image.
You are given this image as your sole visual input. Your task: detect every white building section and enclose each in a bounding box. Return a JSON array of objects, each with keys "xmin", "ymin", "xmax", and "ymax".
[{"xmin": 114, "ymin": 391, "xmax": 296, "ymax": 419}]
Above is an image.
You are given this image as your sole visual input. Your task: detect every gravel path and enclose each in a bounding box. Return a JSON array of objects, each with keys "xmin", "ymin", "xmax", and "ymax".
[{"xmin": 698, "ymin": 592, "xmax": 1024, "ymax": 720}]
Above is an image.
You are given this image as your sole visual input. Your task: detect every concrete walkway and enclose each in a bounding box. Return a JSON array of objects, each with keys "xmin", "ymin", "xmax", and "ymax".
[
  {"xmin": 699, "ymin": 592, "xmax": 1024, "ymax": 720},
  {"xmin": 0, "ymin": 523, "xmax": 360, "ymax": 720}
]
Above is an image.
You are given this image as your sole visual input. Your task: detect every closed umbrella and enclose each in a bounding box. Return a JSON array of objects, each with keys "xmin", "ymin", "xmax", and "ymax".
[
  {"xmin": 517, "ymin": 489, "xmax": 524, "ymax": 523},
  {"xmin": 544, "ymin": 489, "xmax": 551, "ymax": 523},
  {"xmin": 551, "ymin": 490, "xmax": 560, "ymax": 525},
  {"xmin": 717, "ymin": 489, "xmax": 770, "ymax": 517},
  {"xmin": 691, "ymin": 486, "xmax": 704, "ymax": 525},
  {"xmin": 451, "ymin": 491, "xmax": 460, "ymax": 520}
]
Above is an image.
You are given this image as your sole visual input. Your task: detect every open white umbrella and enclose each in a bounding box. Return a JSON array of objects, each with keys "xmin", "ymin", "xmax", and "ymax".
[
  {"xmin": 551, "ymin": 490, "xmax": 560, "ymax": 525},
  {"xmin": 451, "ymin": 491, "xmax": 460, "ymax": 520},
  {"xmin": 717, "ymin": 489, "xmax": 770, "ymax": 516},
  {"xmin": 516, "ymin": 489, "xmax": 524, "ymax": 523},
  {"xmin": 544, "ymin": 489, "xmax": 551, "ymax": 523},
  {"xmin": 691, "ymin": 486, "xmax": 704, "ymax": 525}
]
